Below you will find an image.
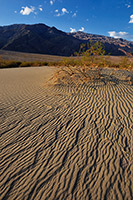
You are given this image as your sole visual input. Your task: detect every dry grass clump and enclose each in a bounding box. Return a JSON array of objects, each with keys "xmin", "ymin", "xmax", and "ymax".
[
  {"xmin": 19, "ymin": 61, "xmax": 49, "ymax": 67},
  {"xmin": 0, "ymin": 58, "xmax": 21, "ymax": 68},
  {"xmin": 0, "ymin": 57, "xmax": 49, "ymax": 68},
  {"xmin": 0, "ymin": 56, "xmax": 62, "ymax": 68},
  {"xmin": 119, "ymin": 56, "xmax": 133, "ymax": 70},
  {"xmin": 49, "ymin": 64, "xmax": 102, "ymax": 89}
]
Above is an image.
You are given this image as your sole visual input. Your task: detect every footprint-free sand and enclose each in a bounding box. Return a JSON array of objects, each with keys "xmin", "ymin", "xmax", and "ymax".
[{"xmin": 0, "ymin": 67, "xmax": 132, "ymax": 200}]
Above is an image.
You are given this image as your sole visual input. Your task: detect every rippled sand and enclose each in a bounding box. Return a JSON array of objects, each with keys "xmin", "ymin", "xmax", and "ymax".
[{"xmin": 0, "ymin": 67, "xmax": 132, "ymax": 200}]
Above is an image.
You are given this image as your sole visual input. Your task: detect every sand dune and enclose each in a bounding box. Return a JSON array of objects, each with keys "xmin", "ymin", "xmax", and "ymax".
[{"xmin": 0, "ymin": 67, "xmax": 132, "ymax": 200}]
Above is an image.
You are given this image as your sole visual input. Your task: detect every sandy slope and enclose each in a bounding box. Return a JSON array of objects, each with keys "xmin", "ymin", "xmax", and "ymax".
[{"xmin": 0, "ymin": 67, "xmax": 132, "ymax": 200}]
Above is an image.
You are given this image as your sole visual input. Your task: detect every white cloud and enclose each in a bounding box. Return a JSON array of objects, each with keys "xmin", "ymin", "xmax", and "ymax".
[
  {"xmin": 39, "ymin": 5, "xmax": 43, "ymax": 11},
  {"xmin": 39, "ymin": 7, "xmax": 43, "ymax": 11},
  {"xmin": 55, "ymin": 8, "xmax": 69, "ymax": 17},
  {"xmin": 50, "ymin": 1, "xmax": 55, "ymax": 5},
  {"xmin": 50, "ymin": 1, "xmax": 53, "ymax": 5},
  {"xmin": 108, "ymin": 31, "xmax": 127, "ymax": 38},
  {"xmin": 20, "ymin": 6, "xmax": 35, "ymax": 15},
  {"xmin": 125, "ymin": 4, "xmax": 131, "ymax": 8},
  {"xmin": 108, "ymin": 31, "xmax": 133, "ymax": 41},
  {"xmin": 79, "ymin": 27, "xmax": 85, "ymax": 32},
  {"xmin": 70, "ymin": 28, "xmax": 76, "ymax": 33},
  {"xmin": 56, "ymin": 13, "xmax": 61, "ymax": 17},
  {"xmin": 14, "ymin": 11, "xmax": 17, "ymax": 14},
  {"xmin": 129, "ymin": 14, "xmax": 133, "ymax": 23},
  {"xmin": 72, "ymin": 13, "xmax": 76, "ymax": 17},
  {"xmin": 62, "ymin": 8, "xmax": 69, "ymax": 14}
]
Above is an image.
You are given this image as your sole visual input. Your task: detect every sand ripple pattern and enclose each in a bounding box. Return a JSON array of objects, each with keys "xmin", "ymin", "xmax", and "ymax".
[{"xmin": 0, "ymin": 67, "xmax": 132, "ymax": 200}]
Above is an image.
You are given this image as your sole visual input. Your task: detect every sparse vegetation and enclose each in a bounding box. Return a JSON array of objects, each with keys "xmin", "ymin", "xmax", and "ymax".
[
  {"xmin": 119, "ymin": 56, "xmax": 133, "ymax": 70},
  {"xmin": 49, "ymin": 42, "xmax": 104, "ymax": 88},
  {"xmin": 50, "ymin": 42, "xmax": 132, "ymax": 87},
  {"xmin": 0, "ymin": 57, "xmax": 21, "ymax": 68},
  {"xmin": 0, "ymin": 44, "xmax": 132, "ymax": 73},
  {"xmin": 0, "ymin": 57, "xmax": 49, "ymax": 68}
]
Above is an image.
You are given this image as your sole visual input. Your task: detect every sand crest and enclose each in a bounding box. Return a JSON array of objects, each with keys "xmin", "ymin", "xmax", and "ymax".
[{"xmin": 0, "ymin": 67, "xmax": 132, "ymax": 200}]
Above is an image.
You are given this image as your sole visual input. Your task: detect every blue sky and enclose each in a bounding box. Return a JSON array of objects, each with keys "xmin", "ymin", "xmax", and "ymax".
[{"xmin": 0, "ymin": 0, "xmax": 133, "ymax": 41}]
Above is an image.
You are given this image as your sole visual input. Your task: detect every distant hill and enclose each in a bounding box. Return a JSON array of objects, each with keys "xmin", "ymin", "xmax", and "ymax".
[
  {"xmin": 0, "ymin": 23, "xmax": 132, "ymax": 56},
  {"xmin": 68, "ymin": 31, "xmax": 133, "ymax": 56}
]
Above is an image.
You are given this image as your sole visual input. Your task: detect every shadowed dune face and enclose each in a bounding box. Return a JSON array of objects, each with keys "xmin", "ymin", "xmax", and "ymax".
[{"xmin": 0, "ymin": 67, "xmax": 132, "ymax": 200}]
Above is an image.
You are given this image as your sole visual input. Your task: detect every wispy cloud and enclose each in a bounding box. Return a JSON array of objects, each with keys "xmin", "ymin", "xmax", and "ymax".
[
  {"xmin": 39, "ymin": 5, "xmax": 43, "ymax": 12},
  {"xmin": 20, "ymin": 6, "xmax": 35, "ymax": 15},
  {"xmin": 129, "ymin": 14, "xmax": 133, "ymax": 23},
  {"xmin": 50, "ymin": 1, "xmax": 53, "ymax": 5},
  {"xmin": 62, "ymin": 8, "xmax": 69, "ymax": 14},
  {"xmin": 79, "ymin": 27, "xmax": 85, "ymax": 32},
  {"xmin": 125, "ymin": 4, "xmax": 131, "ymax": 8},
  {"xmin": 70, "ymin": 27, "xmax": 85, "ymax": 33},
  {"xmin": 50, "ymin": 0, "xmax": 55, "ymax": 6},
  {"xmin": 72, "ymin": 13, "xmax": 77, "ymax": 17},
  {"xmin": 108, "ymin": 31, "xmax": 133, "ymax": 41},
  {"xmin": 70, "ymin": 28, "xmax": 76, "ymax": 33},
  {"xmin": 55, "ymin": 8, "xmax": 69, "ymax": 16},
  {"xmin": 125, "ymin": 0, "xmax": 132, "ymax": 8},
  {"xmin": 56, "ymin": 13, "xmax": 61, "ymax": 17}
]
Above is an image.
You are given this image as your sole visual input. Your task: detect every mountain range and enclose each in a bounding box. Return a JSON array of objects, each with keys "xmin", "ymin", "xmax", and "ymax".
[{"xmin": 0, "ymin": 23, "xmax": 132, "ymax": 56}]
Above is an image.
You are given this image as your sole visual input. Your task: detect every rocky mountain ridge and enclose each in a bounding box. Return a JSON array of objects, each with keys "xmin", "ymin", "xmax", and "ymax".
[{"xmin": 0, "ymin": 23, "xmax": 132, "ymax": 56}]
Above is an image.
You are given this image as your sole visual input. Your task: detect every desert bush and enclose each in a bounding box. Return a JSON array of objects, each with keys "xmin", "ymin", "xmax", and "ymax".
[
  {"xmin": 0, "ymin": 57, "xmax": 49, "ymax": 68},
  {"xmin": 119, "ymin": 56, "xmax": 133, "ymax": 70},
  {"xmin": 48, "ymin": 61, "xmax": 60, "ymax": 66},
  {"xmin": 19, "ymin": 61, "xmax": 49, "ymax": 67},
  {"xmin": 61, "ymin": 58, "xmax": 82, "ymax": 67},
  {"xmin": 50, "ymin": 41, "xmax": 105, "ymax": 88},
  {"xmin": 50, "ymin": 41, "xmax": 133, "ymax": 88},
  {"xmin": 42, "ymin": 62, "xmax": 49, "ymax": 66},
  {"xmin": 0, "ymin": 60, "xmax": 21, "ymax": 68},
  {"xmin": 19, "ymin": 62, "xmax": 33, "ymax": 67},
  {"xmin": 75, "ymin": 41, "xmax": 106, "ymax": 66}
]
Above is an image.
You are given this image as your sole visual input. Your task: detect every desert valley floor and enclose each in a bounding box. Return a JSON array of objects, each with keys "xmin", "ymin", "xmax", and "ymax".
[{"xmin": 0, "ymin": 67, "xmax": 132, "ymax": 200}]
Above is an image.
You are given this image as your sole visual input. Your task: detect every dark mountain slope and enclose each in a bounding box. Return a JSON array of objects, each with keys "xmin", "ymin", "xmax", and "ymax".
[
  {"xmin": 0, "ymin": 24, "xmax": 81, "ymax": 56},
  {"xmin": 0, "ymin": 23, "xmax": 132, "ymax": 56}
]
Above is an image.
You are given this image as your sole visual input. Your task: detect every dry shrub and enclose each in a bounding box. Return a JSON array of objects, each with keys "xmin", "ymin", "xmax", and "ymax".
[
  {"xmin": 49, "ymin": 64, "xmax": 102, "ymax": 89},
  {"xmin": 49, "ymin": 41, "xmax": 133, "ymax": 88},
  {"xmin": 119, "ymin": 56, "xmax": 133, "ymax": 70},
  {"xmin": 0, "ymin": 59, "xmax": 49, "ymax": 68},
  {"xmin": 0, "ymin": 60, "xmax": 21, "ymax": 68},
  {"xmin": 49, "ymin": 41, "xmax": 105, "ymax": 88}
]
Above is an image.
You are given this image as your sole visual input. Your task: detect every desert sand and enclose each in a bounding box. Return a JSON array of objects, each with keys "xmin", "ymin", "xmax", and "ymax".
[{"xmin": 0, "ymin": 67, "xmax": 132, "ymax": 200}]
